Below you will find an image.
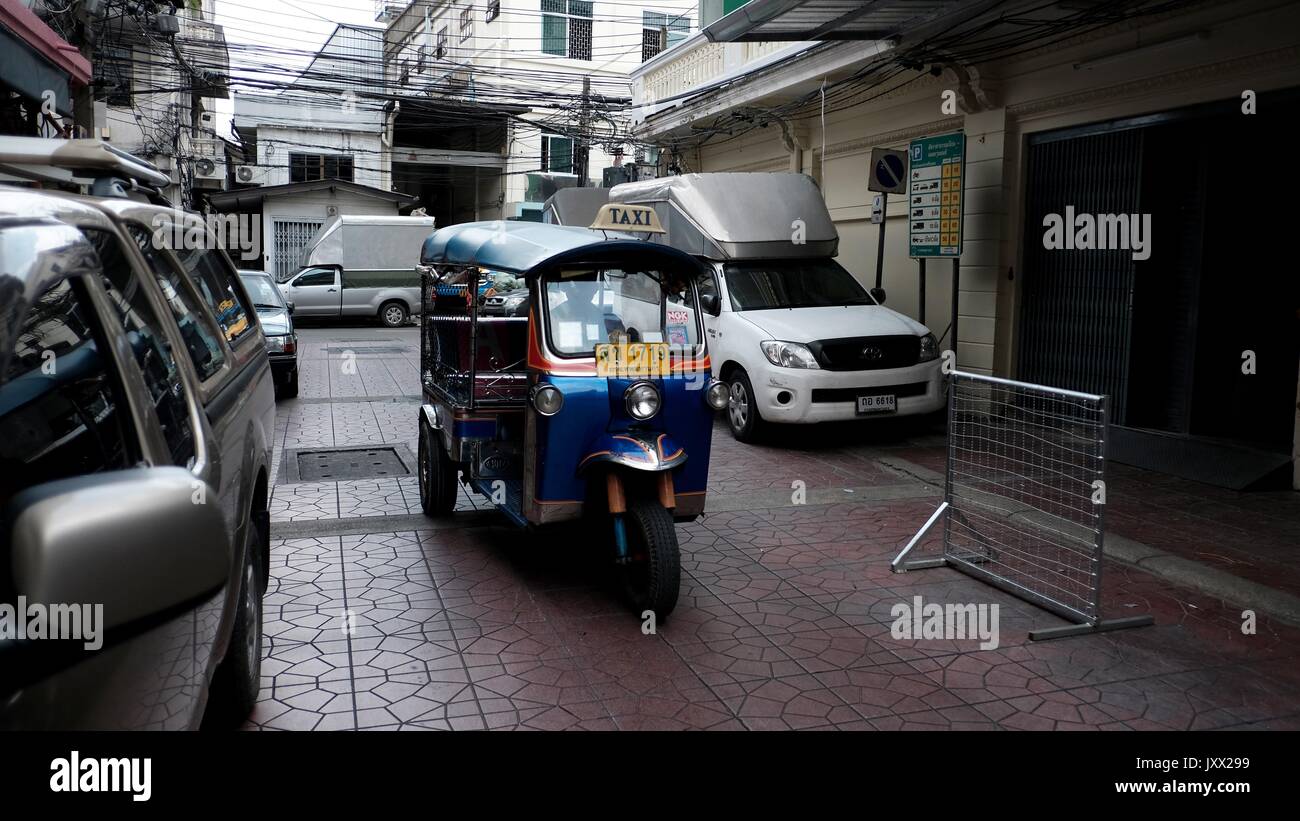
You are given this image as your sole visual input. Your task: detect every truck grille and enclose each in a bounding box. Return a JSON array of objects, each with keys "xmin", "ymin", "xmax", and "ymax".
[
  {"xmin": 808, "ymin": 335, "xmax": 920, "ymax": 371},
  {"xmin": 811, "ymin": 382, "xmax": 929, "ymax": 403}
]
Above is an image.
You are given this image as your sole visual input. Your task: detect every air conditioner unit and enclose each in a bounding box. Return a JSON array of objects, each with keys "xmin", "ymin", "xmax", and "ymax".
[
  {"xmin": 193, "ymin": 157, "xmax": 225, "ymax": 181},
  {"xmin": 234, "ymin": 164, "xmax": 267, "ymax": 185}
]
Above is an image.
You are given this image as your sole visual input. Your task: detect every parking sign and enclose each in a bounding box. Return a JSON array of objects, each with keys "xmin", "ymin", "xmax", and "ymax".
[{"xmin": 908, "ymin": 132, "xmax": 965, "ymax": 258}]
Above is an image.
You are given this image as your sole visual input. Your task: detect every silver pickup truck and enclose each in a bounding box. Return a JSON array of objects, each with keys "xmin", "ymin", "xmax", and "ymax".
[{"xmin": 279, "ymin": 214, "xmax": 433, "ymax": 327}]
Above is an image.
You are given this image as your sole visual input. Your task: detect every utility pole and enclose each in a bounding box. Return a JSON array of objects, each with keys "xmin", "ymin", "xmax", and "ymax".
[
  {"xmin": 72, "ymin": 2, "xmax": 100, "ymax": 137},
  {"xmin": 575, "ymin": 75, "xmax": 590, "ymax": 186}
]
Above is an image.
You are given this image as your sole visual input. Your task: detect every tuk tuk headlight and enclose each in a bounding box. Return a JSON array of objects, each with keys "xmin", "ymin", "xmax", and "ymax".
[
  {"xmin": 625, "ymin": 381, "xmax": 660, "ymax": 420},
  {"xmin": 531, "ymin": 383, "xmax": 564, "ymax": 416},
  {"xmin": 705, "ymin": 379, "xmax": 729, "ymax": 410}
]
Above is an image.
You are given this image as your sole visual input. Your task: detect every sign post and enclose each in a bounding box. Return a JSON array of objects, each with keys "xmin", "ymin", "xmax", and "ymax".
[
  {"xmin": 908, "ymin": 133, "xmax": 965, "ymax": 351},
  {"xmin": 868, "ymin": 148, "xmax": 907, "ymax": 291}
]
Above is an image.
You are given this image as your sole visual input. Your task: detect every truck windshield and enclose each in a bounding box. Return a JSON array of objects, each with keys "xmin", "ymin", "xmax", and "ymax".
[
  {"xmin": 724, "ymin": 259, "xmax": 875, "ymax": 311},
  {"xmin": 544, "ymin": 268, "xmax": 700, "ymax": 356}
]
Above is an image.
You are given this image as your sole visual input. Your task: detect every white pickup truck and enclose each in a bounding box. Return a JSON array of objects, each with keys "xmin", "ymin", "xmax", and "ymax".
[
  {"xmin": 279, "ymin": 215, "xmax": 433, "ymax": 327},
  {"xmin": 603, "ymin": 173, "xmax": 946, "ymax": 442}
]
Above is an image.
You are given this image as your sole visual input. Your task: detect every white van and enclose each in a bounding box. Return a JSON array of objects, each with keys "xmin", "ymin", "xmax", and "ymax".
[
  {"xmin": 605, "ymin": 173, "xmax": 946, "ymax": 442},
  {"xmin": 279, "ymin": 215, "xmax": 434, "ymax": 327}
]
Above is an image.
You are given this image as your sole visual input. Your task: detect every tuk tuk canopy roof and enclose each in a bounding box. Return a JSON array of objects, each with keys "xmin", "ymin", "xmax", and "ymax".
[{"xmin": 418, "ymin": 220, "xmax": 703, "ymax": 277}]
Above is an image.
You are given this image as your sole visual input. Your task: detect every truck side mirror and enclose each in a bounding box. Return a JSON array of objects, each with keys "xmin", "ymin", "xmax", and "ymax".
[
  {"xmin": 286, "ymin": 301, "xmax": 295, "ymax": 315},
  {"xmin": 700, "ymin": 293, "xmax": 720, "ymax": 316},
  {"xmin": 870, "ymin": 287, "xmax": 886, "ymax": 304}
]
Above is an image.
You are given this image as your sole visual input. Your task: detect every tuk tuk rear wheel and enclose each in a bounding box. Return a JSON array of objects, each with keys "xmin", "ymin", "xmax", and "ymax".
[
  {"xmin": 618, "ymin": 498, "xmax": 680, "ymax": 621},
  {"xmin": 418, "ymin": 416, "xmax": 457, "ymax": 516}
]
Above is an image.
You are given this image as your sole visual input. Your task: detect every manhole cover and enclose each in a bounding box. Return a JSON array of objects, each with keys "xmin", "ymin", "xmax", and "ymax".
[
  {"xmin": 323, "ymin": 346, "xmax": 410, "ymax": 355},
  {"xmin": 294, "ymin": 447, "xmax": 411, "ymax": 481}
]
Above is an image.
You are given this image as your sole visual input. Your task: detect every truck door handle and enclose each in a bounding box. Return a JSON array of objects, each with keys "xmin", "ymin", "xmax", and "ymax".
[{"xmin": 327, "ymin": 288, "xmax": 337, "ymax": 292}]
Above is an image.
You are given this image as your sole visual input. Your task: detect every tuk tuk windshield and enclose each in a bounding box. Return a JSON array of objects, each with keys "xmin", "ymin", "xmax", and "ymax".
[{"xmin": 544, "ymin": 267, "xmax": 700, "ymax": 356}]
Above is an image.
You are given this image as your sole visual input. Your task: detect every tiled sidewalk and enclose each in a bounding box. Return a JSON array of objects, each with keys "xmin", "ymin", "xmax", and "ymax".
[{"xmin": 248, "ymin": 327, "xmax": 1300, "ymax": 730}]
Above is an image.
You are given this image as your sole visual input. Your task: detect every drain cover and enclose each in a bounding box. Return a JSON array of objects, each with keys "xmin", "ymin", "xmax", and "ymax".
[
  {"xmin": 323, "ymin": 346, "xmax": 410, "ymax": 355},
  {"xmin": 295, "ymin": 447, "xmax": 411, "ymax": 481}
]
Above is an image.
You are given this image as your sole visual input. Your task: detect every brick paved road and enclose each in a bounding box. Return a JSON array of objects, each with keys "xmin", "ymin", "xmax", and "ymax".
[{"xmin": 247, "ymin": 324, "xmax": 1300, "ymax": 730}]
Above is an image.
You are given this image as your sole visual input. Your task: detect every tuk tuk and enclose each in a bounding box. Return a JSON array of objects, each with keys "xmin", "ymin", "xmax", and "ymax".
[{"xmin": 415, "ymin": 207, "xmax": 730, "ymax": 620}]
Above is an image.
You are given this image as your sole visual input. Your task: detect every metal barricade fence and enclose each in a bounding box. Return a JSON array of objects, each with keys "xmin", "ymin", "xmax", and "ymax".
[{"xmin": 892, "ymin": 371, "xmax": 1153, "ymax": 640}]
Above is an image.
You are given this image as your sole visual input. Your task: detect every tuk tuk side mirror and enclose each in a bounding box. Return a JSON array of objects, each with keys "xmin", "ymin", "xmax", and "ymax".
[
  {"xmin": 870, "ymin": 287, "xmax": 886, "ymax": 305},
  {"xmin": 700, "ymin": 293, "xmax": 720, "ymax": 316}
]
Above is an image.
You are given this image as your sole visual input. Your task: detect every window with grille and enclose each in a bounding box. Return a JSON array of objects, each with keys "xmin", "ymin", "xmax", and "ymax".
[
  {"xmin": 436, "ymin": 27, "xmax": 448, "ymax": 58},
  {"xmin": 642, "ymin": 11, "xmax": 691, "ymax": 62},
  {"xmin": 542, "ymin": 0, "xmax": 592, "ymax": 60},
  {"xmin": 541, "ymin": 134, "xmax": 574, "ymax": 174},
  {"xmin": 460, "ymin": 6, "xmax": 473, "ymax": 42},
  {"xmin": 289, "ymin": 153, "xmax": 355, "ymax": 183},
  {"xmin": 486, "ymin": 0, "xmax": 500, "ymax": 22}
]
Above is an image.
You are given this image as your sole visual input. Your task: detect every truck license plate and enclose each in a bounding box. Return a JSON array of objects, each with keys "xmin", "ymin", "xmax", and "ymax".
[{"xmin": 857, "ymin": 394, "xmax": 896, "ymax": 415}]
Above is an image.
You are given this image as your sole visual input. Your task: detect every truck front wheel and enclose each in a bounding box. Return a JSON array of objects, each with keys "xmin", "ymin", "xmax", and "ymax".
[{"xmin": 380, "ymin": 301, "xmax": 408, "ymax": 327}]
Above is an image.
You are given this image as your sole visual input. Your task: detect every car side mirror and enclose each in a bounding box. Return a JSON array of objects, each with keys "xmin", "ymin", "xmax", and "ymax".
[
  {"xmin": 870, "ymin": 287, "xmax": 886, "ymax": 304},
  {"xmin": 7, "ymin": 467, "xmax": 230, "ymax": 638},
  {"xmin": 286, "ymin": 301, "xmax": 295, "ymax": 315},
  {"xmin": 700, "ymin": 293, "xmax": 720, "ymax": 316}
]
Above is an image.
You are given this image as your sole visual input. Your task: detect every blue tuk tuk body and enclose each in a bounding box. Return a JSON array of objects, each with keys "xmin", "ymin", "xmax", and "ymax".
[{"xmin": 415, "ymin": 221, "xmax": 726, "ymax": 619}]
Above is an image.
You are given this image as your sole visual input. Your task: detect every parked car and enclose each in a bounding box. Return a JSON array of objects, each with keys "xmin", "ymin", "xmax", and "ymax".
[
  {"xmin": 0, "ymin": 137, "xmax": 274, "ymax": 730},
  {"xmin": 601, "ymin": 174, "xmax": 947, "ymax": 442},
  {"xmin": 240, "ymin": 269, "xmax": 298, "ymax": 398},
  {"xmin": 479, "ymin": 270, "xmax": 529, "ymax": 316},
  {"xmin": 280, "ymin": 214, "xmax": 434, "ymax": 327}
]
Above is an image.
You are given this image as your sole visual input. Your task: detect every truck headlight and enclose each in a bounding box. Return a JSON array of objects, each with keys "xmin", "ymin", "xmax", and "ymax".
[
  {"xmin": 918, "ymin": 332, "xmax": 939, "ymax": 362},
  {"xmin": 504, "ymin": 295, "xmax": 526, "ymax": 310},
  {"xmin": 531, "ymin": 384, "xmax": 564, "ymax": 416},
  {"xmin": 760, "ymin": 341, "xmax": 820, "ymax": 369},
  {"xmin": 705, "ymin": 379, "xmax": 729, "ymax": 410},
  {"xmin": 625, "ymin": 381, "xmax": 660, "ymax": 420}
]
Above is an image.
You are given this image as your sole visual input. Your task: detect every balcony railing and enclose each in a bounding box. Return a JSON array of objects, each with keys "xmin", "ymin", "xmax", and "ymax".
[
  {"xmin": 178, "ymin": 13, "xmax": 231, "ymax": 99},
  {"xmin": 636, "ymin": 34, "xmax": 804, "ymax": 106}
]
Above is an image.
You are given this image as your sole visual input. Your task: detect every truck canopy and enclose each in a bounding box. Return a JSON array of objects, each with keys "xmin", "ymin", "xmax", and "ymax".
[
  {"xmin": 302, "ymin": 215, "xmax": 436, "ymax": 279},
  {"xmin": 608, "ymin": 173, "xmax": 838, "ymax": 260}
]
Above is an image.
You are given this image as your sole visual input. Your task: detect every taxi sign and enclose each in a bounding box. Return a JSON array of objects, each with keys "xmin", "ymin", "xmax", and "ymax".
[{"xmin": 590, "ymin": 203, "xmax": 666, "ymax": 234}]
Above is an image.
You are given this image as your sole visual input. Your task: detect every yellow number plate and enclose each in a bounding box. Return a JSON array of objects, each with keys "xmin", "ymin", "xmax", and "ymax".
[{"xmin": 595, "ymin": 343, "xmax": 669, "ymax": 378}]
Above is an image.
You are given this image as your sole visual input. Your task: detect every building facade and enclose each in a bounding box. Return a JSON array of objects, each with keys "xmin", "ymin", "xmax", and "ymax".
[
  {"xmin": 631, "ymin": 0, "xmax": 1300, "ymax": 489},
  {"xmin": 382, "ymin": 0, "xmax": 695, "ymax": 223}
]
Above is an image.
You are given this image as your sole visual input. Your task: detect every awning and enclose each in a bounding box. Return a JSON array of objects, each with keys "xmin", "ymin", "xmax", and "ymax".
[
  {"xmin": 0, "ymin": 0, "xmax": 91, "ymax": 118},
  {"xmin": 704, "ymin": 0, "xmax": 960, "ymax": 42}
]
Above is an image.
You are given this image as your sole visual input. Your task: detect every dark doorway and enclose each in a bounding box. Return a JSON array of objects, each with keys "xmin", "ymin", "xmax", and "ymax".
[{"xmin": 1018, "ymin": 91, "xmax": 1300, "ymax": 486}]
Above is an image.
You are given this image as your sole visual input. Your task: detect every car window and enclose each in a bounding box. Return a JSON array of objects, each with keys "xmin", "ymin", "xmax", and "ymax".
[
  {"xmin": 86, "ymin": 228, "xmax": 196, "ymax": 467},
  {"xmin": 125, "ymin": 225, "xmax": 226, "ymax": 382},
  {"xmin": 295, "ymin": 269, "xmax": 335, "ymax": 287},
  {"xmin": 172, "ymin": 245, "xmax": 253, "ymax": 347},
  {"xmin": 240, "ymin": 274, "xmax": 285, "ymax": 308},
  {"xmin": 0, "ymin": 279, "xmax": 137, "ymax": 504}
]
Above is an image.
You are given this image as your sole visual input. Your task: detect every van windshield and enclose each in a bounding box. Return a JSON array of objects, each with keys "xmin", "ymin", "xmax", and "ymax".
[{"xmin": 724, "ymin": 259, "xmax": 875, "ymax": 311}]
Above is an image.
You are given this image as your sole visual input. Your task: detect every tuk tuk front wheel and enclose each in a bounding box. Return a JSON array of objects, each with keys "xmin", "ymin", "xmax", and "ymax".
[
  {"xmin": 618, "ymin": 498, "xmax": 680, "ymax": 621},
  {"xmin": 418, "ymin": 416, "xmax": 457, "ymax": 517}
]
